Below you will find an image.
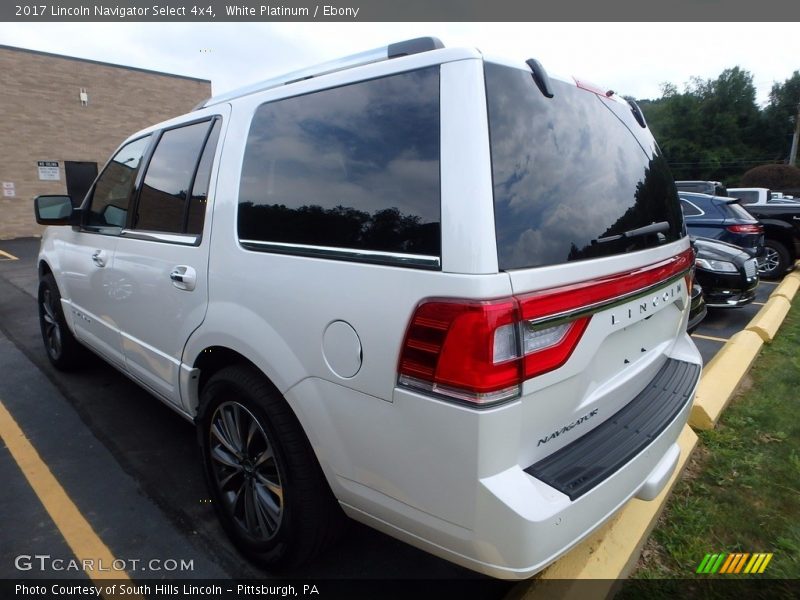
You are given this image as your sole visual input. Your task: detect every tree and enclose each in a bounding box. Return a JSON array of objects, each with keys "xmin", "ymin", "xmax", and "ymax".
[
  {"xmin": 639, "ymin": 67, "xmax": 776, "ymax": 185},
  {"xmin": 740, "ymin": 164, "xmax": 800, "ymax": 191}
]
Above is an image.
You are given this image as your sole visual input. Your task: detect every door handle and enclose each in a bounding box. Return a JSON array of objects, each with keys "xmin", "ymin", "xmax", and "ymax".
[
  {"xmin": 91, "ymin": 250, "xmax": 106, "ymax": 267},
  {"xmin": 170, "ymin": 265, "xmax": 197, "ymax": 291}
]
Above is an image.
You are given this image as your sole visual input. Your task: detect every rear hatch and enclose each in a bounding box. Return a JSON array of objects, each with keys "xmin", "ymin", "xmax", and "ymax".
[
  {"xmin": 484, "ymin": 62, "xmax": 694, "ymax": 470},
  {"xmin": 715, "ymin": 197, "xmax": 764, "ymax": 255}
]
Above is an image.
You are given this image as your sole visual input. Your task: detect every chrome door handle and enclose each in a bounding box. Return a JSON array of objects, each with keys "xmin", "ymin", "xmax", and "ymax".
[
  {"xmin": 91, "ymin": 250, "xmax": 106, "ymax": 267},
  {"xmin": 170, "ymin": 265, "xmax": 197, "ymax": 291}
]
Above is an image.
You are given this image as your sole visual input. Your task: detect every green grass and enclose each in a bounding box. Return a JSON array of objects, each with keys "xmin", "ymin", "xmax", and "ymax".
[{"xmin": 630, "ymin": 295, "xmax": 800, "ymax": 586}]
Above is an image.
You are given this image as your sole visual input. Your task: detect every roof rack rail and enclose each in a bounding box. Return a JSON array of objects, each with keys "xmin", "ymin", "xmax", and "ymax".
[{"xmin": 196, "ymin": 36, "xmax": 444, "ymax": 110}]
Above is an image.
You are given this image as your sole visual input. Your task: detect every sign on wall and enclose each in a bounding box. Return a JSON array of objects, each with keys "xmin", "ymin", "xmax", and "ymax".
[
  {"xmin": 2, "ymin": 181, "xmax": 14, "ymax": 197},
  {"xmin": 37, "ymin": 161, "xmax": 60, "ymax": 181}
]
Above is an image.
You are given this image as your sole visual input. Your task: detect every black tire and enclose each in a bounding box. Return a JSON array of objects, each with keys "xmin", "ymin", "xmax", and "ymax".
[
  {"xmin": 757, "ymin": 239, "xmax": 790, "ymax": 279},
  {"xmin": 38, "ymin": 273, "xmax": 86, "ymax": 370},
  {"xmin": 197, "ymin": 365, "xmax": 344, "ymax": 568}
]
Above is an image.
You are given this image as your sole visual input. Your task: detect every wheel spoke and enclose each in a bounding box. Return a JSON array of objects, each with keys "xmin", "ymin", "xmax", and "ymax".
[
  {"xmin": 253, "ymin": 481, "xmax": 280, "ymax": 531},
  {"xmin": 211, "ymin": 418, "xmax": 243, "ymax": 459},
  {"xmin": 255, "ymin": 471, "xmax": 283, "ymax": 505},
  {"xmin": 210, "ymin": 444, "xmax": 241, "ymax": 470},
  {"xmin": 242, "ymin": 480, "xmax": 259, "ymax": 533}
]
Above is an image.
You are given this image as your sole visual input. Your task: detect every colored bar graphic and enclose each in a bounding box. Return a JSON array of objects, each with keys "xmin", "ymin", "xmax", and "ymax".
[
  {"xmin": 711, "ymin": 553, "xmax": 726, "ymax": 573},
  {"xmin": 699, "ymin": 552, "xmax": 773, "ymax": 574},
  {"xmin": 758, "ymin": 554, "xmax": 773, "ymax": 573}
]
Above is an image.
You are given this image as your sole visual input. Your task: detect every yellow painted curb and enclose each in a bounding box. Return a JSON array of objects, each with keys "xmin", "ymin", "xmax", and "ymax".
[
  {"xmin": 511, "ymin": 425, "xmax": 698, "ymax": 599},
  {"xmin": 773, "ymin": 276, "xmax": 799, "ymax": 302},
  {"xmin": 746, "ymin": 296, "xmax": 792, "ymax": 343},
  {"xmin": 689, "ymin": 330, "xmax": 763, "ymax": 430}
]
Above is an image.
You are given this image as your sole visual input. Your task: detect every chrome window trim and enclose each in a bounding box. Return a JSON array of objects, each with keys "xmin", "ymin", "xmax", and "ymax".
[
  {"xmin": 120, "ymin": 229, "xmax": 200, "ymax": 246},
  {"xmin": 239, "ymin": 239, "xmax": 441, "ymax": 269}
]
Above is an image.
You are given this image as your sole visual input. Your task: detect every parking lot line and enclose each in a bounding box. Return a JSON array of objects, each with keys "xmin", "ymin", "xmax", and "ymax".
[
  {"xmin": 691, "ymin": 333, "xmax": 730, "ymax": 343},
  {"xmin": 0, "ymin": 249, "xmax": 19, "ymax": 261},
  {"xmin": 752, "ymin": 301, "xmax": 767, "ymax": 306},
  {"xmin": 758, "ymin": 281, "xmax": 779, "ymax": 286},
  {"xmin": 0, "ymin": 399, "xmax": 141, "ymax": 594}
]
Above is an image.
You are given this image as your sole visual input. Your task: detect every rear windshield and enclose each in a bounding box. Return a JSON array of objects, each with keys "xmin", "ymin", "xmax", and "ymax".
[
  {"xmin": 732, "ymin": 190, "xmax": 758, "ymax": 205},
  {"xmin": 485, "ymin": 63, "xmax": 685, "ymax": 270},
  {"xmin": 723, "ymin": 200, "xmax": 757, "ymax": 222}
]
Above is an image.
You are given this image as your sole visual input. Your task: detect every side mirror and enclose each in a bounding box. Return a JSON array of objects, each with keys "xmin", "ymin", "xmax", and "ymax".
[{"xmin": 34, "ymin": 195, "xmax": 78, "ymax": 226}]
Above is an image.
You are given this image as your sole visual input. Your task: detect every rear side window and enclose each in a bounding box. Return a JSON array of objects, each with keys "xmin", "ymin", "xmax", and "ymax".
[
  {"xmin": 238, "ymin": 67, "xmax": 440, "ymax": 267},
  {"xmin": 485, "ymin": 63, "xmax": 684, "ymax": 270},
  {"xmin": 135, "ymin": 119, "xmax": 217, "ymax": 234},
  {"xmin": 680, "ymin": 199, "xmax": 702, "ymax": 217}
]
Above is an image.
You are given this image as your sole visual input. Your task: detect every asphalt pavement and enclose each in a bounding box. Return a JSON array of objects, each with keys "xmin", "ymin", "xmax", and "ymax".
[{"xmin": 0, "ymin": 236, "xmax": 772, "ymax": 589}]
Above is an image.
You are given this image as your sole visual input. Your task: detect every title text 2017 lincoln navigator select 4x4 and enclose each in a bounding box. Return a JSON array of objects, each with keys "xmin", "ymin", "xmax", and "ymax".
[{"xmin": 34, "ymin": 37, "xmax": 702, "ymax": 579}]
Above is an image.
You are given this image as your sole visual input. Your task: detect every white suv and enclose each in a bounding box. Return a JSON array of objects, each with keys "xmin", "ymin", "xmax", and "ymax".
[{"xmin": 34, "ymin": 37, "xmax": 702, "ymax": 579}]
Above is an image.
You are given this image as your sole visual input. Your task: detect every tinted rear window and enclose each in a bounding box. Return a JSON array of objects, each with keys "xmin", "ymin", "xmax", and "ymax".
[
  {"xmin": 732, "ymin": 190, "xmax": 758, "ymax": 205},
  {"xmin": 723, "ymin": 201, "xmax": 757, "ymax": 222},
  {"xmin": 486, "ymin": 63, "xmax": 684, "ymax": 270}
]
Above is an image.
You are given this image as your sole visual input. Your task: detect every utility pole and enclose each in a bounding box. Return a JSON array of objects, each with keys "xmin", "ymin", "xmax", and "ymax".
[{"xmin": 790, "ymin": 101, "xmax": 800, "ymax": 167}]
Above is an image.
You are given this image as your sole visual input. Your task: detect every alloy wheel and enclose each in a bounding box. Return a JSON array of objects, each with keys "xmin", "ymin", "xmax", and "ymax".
[
  {"xmin": 757, "ymin": 247, "xmax": 779, "ymax": 275},
  {"xmin": 208, "ymin": 401, "xmax": 283, "ymax": 541},
  {"xmin": 41, "ymin": 288, "xmax": 62, "ymax": 359}
]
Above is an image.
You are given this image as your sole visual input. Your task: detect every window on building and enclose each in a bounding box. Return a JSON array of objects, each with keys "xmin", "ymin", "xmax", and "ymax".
[{"xmin": 238, "ymin": 67, "xmax": 441, "ymax": 266}]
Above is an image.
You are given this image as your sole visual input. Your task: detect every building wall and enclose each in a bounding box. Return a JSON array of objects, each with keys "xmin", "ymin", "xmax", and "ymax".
[{"xmin": 0, "ymin": 45, "xmax": 211, "ymax": 239}]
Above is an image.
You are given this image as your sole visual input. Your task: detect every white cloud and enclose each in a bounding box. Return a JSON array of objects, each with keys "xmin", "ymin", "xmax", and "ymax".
[{"xmin": 1, "ymin": 22, "xmax": 798, "ymax": 103}]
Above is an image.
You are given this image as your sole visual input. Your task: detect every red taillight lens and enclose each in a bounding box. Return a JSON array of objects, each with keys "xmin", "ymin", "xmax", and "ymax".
[
  {"xmin": 398, "ymin": 299, "xmax": 522, "ymax": 404},
  {"xmin": 726, "ymin": 224, "xmax": 763, "ymax": 234},
  {"xmin": 398, "ymin": 249, "xmax": 694, "ymax": 407}
]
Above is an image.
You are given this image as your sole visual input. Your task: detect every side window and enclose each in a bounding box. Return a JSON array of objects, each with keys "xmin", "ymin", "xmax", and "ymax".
[
  {"xmin": 186, "ymin": 120, "xmax": 221, "ymax": 235},
  {"xmin": 134, "ymin": 120, "xmax": 213, "ymax": 234},
  {"xmin": 238, "ymin": 67, "xmax": 441, "ymax": 266},
  {"xmin": 680, "ymin": 200, "xmax": 702, "ymax": 217},
  {"xmin": 86, "ymin": 136, "xmax": 150, "ymax": 230}
]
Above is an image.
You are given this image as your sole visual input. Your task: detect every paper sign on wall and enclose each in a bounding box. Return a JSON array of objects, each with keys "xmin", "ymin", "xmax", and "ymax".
[{"xmin": 37, "ymin": 161, "xmax": 60, "ymax": 181}]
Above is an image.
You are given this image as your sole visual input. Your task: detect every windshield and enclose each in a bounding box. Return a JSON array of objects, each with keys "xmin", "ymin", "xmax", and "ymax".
[{"xmin": 485, "ymin": 63, "xmax": 685, "ymax": 270}]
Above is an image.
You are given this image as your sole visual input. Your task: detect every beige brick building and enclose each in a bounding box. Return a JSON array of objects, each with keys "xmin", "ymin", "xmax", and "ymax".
[{"xmin": 0, "ymin": 44, "xmax": 211, "ymax": 239}]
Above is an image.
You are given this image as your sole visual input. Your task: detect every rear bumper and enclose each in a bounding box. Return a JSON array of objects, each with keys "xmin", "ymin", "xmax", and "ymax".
[{"xmin": 299, "ymin": 335, "xmax": 702, "ymax": 580}]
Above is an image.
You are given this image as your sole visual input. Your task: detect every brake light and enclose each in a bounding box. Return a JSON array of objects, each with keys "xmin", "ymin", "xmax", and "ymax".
[
  {"xmin": 397, "ymin": 249, "xmax": 694, "ymax": 407},
  {"xmin": 726, "ymin": 224, "xmax": 763, "ymax": 234}
]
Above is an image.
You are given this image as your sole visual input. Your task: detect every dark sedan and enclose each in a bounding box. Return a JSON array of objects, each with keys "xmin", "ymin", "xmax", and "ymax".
[
  {"xmin": 692, "ymin": 237, "xmax": 759, "ymax": 308},
  {"xmin": 680, "ymin": 192, "xmax": 764, "ymax": 257}
]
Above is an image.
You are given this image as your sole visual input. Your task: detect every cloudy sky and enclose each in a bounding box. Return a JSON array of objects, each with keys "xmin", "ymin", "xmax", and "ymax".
[{"xmin": 1, "ymin": 22, "xmax": 798, "ymax": 105}]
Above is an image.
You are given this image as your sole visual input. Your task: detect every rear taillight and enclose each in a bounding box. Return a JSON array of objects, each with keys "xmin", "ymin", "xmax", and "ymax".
[
  {"xmin": 398, "ymin": 249, "xmax": 694, "ymax": 407},
  {"xmin": 726, "ymin": 224, "xmax": 763, "ymax": 234}
]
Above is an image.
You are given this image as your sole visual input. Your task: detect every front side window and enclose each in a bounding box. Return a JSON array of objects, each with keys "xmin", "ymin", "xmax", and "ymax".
[
  {"xmin": 238, "ymin": 67, "xmax": 441, "ymax": 265},
  {"xmin": 86, "ymin": 136, "xmax": 150, "ymax": 230},
  {"xmin": 135, "ymin": 120, "xmax": 214, "ymax": 234}
]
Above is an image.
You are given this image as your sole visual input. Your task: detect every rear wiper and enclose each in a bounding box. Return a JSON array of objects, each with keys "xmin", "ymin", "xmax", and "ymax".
[{"xmin": 592, "ymin": 221, "xmax": 669, "ymax": 245}]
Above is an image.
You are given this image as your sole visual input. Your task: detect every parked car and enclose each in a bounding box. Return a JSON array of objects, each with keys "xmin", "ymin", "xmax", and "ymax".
[
  {"xmin": 687, "ymin": 282, "xmax": 708, "ymax": 332},
  {"xmin": 692, "ymin": 237, "xmax": 759, "ymax": 307},
  {"xmin": 675, "ymin": 180, "xmax": 728, "ymax": 196},
  {"xmin": 678, "ymin": 191, "xmax": 764, "ymax": 257},
  {"xmin": 32, "ymin": 37, "xmax": 702, "ymax": 580},
  {"xmin": 728, "ymin": 187, "xmax": 772, "ymax": 206},
  {"xmin": 740, "ymin": 203, "xmax": 800, "ymax": 279},
  {"xmin": 728, "ymin": 187, "xmax": 799, "ymax": 206}
]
